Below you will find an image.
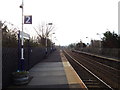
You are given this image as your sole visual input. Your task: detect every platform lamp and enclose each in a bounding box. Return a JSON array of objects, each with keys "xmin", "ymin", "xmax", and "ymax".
[
  {"xmin": 11, "ymin": 0, "xmax": 30, "ymax": 86},
  {"xmin": 96, "ymin": 33, "xmax": 102, "ymax": 51},
  {"xmin": 51, "ymin": 33, "xmax": 55, "ymax": 51},
  {"xmin": 45, "ymin": 23, "xmax": 53, "ymax": 55},
  {"xmin": 19, "ymin": 0, "xmax": 25, "ymax": 71}
]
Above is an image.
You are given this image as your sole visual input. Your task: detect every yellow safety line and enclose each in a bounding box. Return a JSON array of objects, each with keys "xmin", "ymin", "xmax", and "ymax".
[{"xmin": 60, "ymin": 50, "xmax": 88, "ymax": 89}]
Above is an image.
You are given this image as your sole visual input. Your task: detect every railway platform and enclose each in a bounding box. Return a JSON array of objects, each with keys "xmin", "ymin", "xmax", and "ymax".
[{"xmin": 7, "ymin": 49, "xmax": 87, "ymax": 90}]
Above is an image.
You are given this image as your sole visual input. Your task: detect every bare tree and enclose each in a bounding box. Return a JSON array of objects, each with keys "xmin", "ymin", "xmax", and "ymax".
[{"xmin": 33, "ymin": 23, "xmax": 54, "ymax": 47}]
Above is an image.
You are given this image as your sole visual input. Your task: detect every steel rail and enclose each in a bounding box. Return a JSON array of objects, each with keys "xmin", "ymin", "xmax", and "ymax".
[{"xmin": 63, "ymin": 50, "xmax": 113, "ymax": 90}]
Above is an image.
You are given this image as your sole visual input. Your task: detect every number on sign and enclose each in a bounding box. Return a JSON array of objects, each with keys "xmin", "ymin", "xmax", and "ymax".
[
  {"xmin": 24, "ymin": 15, "xmax": 32, "ymax": 24},
  {"xmin": 26, "ymin": 16, "xmax": 31, "ymax": 23}
]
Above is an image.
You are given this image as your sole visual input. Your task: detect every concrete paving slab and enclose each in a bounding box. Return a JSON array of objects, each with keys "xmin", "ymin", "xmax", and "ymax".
[
  {"xmin": 30, "ymin": 67, "xmax": 64, "ymax": 72},
  {"xmin": 28, "ymin": 62, "xmax": 68, "ymax": 86},
  {"xmin": 28, "ymin": 75, "xmax": 67, "ymax": 85},
  {"xmin": 30, "ymin": 62, "xmax": 63, "ymax": 68},
  {"xmin": 30, "ymin": 70, "xmax": 66, "ymax": 77},
  {"xmin": 29, "ymin": 62, "xmax": 65, "ymax": 72},
  {"xmin": 42, "ymin": 50, "xmax": 62, "ymax": 62}
]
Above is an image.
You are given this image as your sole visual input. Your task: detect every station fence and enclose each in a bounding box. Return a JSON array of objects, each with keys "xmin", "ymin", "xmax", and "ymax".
[{"xmin": 2, "ymin": 47, "xmax": 52, "ymax": 88}]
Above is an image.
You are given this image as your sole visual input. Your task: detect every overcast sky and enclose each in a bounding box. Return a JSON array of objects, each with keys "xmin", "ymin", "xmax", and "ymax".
[{"xmin": 0, "ymin": 0, "xmax": 119, "ymax": 46}]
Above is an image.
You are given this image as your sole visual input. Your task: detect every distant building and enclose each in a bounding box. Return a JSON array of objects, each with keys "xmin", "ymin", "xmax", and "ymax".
[{"xmin": 90, "ymin": 40, "xmax": 101, "ymax": 48}]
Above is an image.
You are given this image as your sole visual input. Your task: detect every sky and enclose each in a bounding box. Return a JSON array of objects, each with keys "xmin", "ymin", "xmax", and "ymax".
[{"xmin": 0, "ymin": 0, "xmax": 119, "ymax": 46}]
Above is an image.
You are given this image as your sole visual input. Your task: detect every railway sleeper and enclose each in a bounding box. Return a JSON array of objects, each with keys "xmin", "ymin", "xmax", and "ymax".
[{"xmin": 83, "ymin": 79, "xmax": 104, "ymax": 87}]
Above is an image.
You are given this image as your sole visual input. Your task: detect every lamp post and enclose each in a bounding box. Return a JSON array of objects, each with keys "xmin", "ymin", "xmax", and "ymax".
[
  {"xmin": 96, "ymin": 33, "xmax": 102, "ymax": 50},
  {"xmin": 12, "ymin": 0, "xmax": 31, "ymax": 85},
  {"xmin": 86, "ymin": 37, "xmax": 89, "ymax": 46},
  {"xmin": 20, "ymin": 0, "xmax": 24, "ymax": 71},
  {"xmin": 51, "ymin": 33, "xmax": 55, "ymax": 51},
  {"xmin": 45, "ymin": 23, "xmax": 53, "ymax": 55},
  {"xmin": 45, "ymin": 35, "xmax": 47, "ymax": 55}
]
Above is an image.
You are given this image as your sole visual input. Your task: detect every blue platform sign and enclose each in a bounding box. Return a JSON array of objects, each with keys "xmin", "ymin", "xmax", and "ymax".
[{"xmin": 24, "ymin": 15, "xmax": 32, "ymax": 24}]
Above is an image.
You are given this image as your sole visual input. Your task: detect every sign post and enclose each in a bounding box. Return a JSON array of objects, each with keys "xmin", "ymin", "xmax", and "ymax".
[
  {"xmin": 12, "ymin": 0, "xmax": 32, "ymax": 86},
  {"xmin": 21, "ymin": 0, "xmax": 24, "ymax": 71},
  {"xmin": 19, "ymin": 0, "xmax": 32, "ymax": 71}
]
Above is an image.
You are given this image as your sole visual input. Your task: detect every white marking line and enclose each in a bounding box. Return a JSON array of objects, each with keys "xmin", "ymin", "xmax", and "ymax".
[{"xmin": 64, "ymin": 50, "xmax": 113, "ymax": 90}]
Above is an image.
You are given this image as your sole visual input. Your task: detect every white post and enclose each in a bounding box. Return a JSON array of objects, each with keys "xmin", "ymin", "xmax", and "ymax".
[
  {"xmin": 21, "ymin": 0, "xmax": 24, "ymax": 59},
  {"xmin": 0, "ymin": 28, "xmax": 2, "ymax": 90},
  {"xmin": 20, "ymin": 0, "xmax": 24, "ymax": 71},
  {"xmin": 118, "ymin": 1, "xmax": 120, "ymax": 35}
]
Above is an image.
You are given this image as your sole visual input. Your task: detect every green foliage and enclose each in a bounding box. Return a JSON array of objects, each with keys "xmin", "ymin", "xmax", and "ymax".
[
  {"xmin": 68, "ymin": 42, "xmax": 87, "ymax": 49},
  {"xmin": 102, "ymin": 31, "xmax": 120, "ymax": 48},
  {"xmin": 2, "ymin": 25, "xmax": 18, "ymax": 47},
  {"xmin": 76, "ymin": 43, "xmax": 87, "ymax": 48},
  {"xmin": 36, "ymin": 36, "xmax": 52, "ymax": 47},
  {"xmin": 68, "ymin": 43, "xmax": 76, "ymax": 49},
  {"xmin": 1, "ymin": 22, "xmax": 41, "ymax": 48},
  {"xmin": 24, "ymin": 39, "xmax": 39, "ymax": 47},
  {"xmin": 1, "ymin": 21, "xmax": 53, "ymax": 48}
]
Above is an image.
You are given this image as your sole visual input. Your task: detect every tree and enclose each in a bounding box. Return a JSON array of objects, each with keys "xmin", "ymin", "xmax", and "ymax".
[
  {"xmin": 1, "ymin": 20, "xmax": 42, "ymax": 48},
  {"xmin": 68, "ymin": 43, "xmax": 76, "ymax": 49},
  {"xmin": 33, "ymin": 23, "xmax": 54, "ymax": 47},
  {"xmin": 76, "ymin": 42, "xmax": 87, "ymax": 48},
  {"xmin": 0, "ymin": 21, "xmax": 4, "ymax": 29},
  {"xmin": 2, "ymin": 24, "xmax": 18, "ymax": 47},
  {"xmin": 102, "ymin": 31, "xmax": 119, "ymax": 48},
  {"xmin": 68, "ymin": 42, "xmax": 87, "ymax": 50}
]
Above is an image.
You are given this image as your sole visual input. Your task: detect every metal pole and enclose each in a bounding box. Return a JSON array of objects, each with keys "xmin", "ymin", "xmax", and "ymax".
[
  {"xmin": 46, "ymin": 36, "xmax": 47, "ymax": 54},
  {"xmin": 45, "ymin": 23, "xmax": 53, "ymax": 55},
  {"xmin": 98, "ymin": 34, "xmax": 101, "ymax": 49},
  {"xmin": 51, "ymin": 35, "xmax": 52, "ymax": 51},
  {"xmin": 51, "ymin": 33, "xmax": 55, "ymax": 51},
  {"xmin": 45, "ymin": 25, "xmax": 48, "ymax": 55},
  {"xmin": 27, "ymin": 38, "xmax": 30, "ymax": 70},
  {"xmin": 18, "ymin": 31, "xmax": 21, "ymax": 71},
  {"xmin": 21, "ymin": 0, "xmax": 24, "ymax": 71},
  {"xmin": 97, "ymin": 33, "xmax": 102, "ymax": 52}
]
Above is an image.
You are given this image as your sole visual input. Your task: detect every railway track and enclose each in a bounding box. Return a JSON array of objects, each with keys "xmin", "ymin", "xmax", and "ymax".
[
  {"xmin": 63, "ymin": 49, "xmax": 120, "ymax": 90},
  {"xmin": 72, "ymin": 50, "xmax": 120, "ymax": 70}
]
